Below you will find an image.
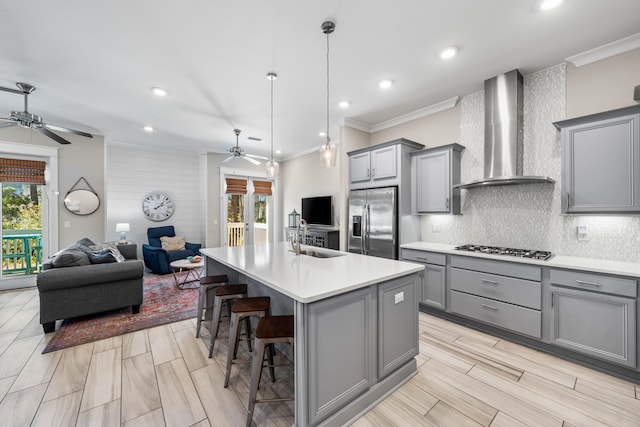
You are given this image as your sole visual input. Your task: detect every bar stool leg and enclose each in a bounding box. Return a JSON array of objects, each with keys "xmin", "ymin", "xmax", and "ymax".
[
  {"xmin": 224, "ymin": 312, "xmax": 241, "ymax": 388},
  {"xmin": 246, "ymin": 337, "xmax": 266, "ymax": 427},
  {"xmin": 267, "ymin": 343, "xmax": 276, "ymax": 382},
  {"xmin": 208, "ymin": 296, "xmax": 224, "ymax": 358},
  {"xmin": 195, "ymin": 286, "xmax": 207, "ymax": 338}
]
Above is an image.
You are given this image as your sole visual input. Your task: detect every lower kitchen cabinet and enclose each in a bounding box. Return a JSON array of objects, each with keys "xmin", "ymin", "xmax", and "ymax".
[
  {"xmin": 549, "ymin": 269, "xmax": 637, "ymax": 368},
  {"xmin": 401, "ymin": 249, "xmax": 446, "ymax": 310}
]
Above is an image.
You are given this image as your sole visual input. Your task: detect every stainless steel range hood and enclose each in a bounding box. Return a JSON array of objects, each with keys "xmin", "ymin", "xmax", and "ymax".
[{"xmin": 454, "ymin": 69, "xmax": 554, "ymax": 189}]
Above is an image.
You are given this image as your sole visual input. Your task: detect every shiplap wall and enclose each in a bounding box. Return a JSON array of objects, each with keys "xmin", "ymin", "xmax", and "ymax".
[{"xmin": 106, "ymin": 143, "xmax": 204, "ymax": 257}]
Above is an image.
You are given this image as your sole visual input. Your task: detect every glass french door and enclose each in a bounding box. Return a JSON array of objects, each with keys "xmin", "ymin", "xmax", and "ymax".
[{"xmin": 224, "ymin": 176, "xmax": 274, "ymax": 247}]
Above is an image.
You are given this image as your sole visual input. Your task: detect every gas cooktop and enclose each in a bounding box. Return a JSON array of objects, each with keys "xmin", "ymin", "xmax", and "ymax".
[{"xmin": 454, "ymin": 244, "xmax": 554, "ymax": 261}]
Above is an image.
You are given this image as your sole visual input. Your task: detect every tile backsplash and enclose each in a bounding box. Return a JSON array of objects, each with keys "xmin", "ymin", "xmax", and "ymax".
[{"xmin": 421, "ymin": 64, "xmax": 640, "ymax": 263}]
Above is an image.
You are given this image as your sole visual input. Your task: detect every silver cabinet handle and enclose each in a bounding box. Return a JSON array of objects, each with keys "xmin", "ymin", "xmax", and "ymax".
[
  {"xmin": 481, "ymin": 279, "xmax": 499, "ymax": 285},
  {"xmin": 416, "ymin": 256, "xmax": 428, "ymax": 261},
  {"xmin": 575, "ymin": 280, "xmax": 602, "ymax": 288},
  {"xmin": 372, "ymin": 168, "xmax": 376, "ymax": 177},
  {"xmin": 367, "ymin": 168, "xmax": 370, "ymax": 178},
  {"xmin": 566, "ymin": 192, "xmax": 570, "ymax": 212},
  {"xmin": 481, "ymin": 304, "xmax": 498, "ymax": 311},
  {"xmin": 445, "ymin": 197, "xmax": 450, "ymax": 210}
]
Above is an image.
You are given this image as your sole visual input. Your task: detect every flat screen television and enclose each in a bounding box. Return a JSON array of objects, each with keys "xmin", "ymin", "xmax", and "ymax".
[{"xmin": 301, "ymin": 196, "xmax": 332, "ymax": 226}]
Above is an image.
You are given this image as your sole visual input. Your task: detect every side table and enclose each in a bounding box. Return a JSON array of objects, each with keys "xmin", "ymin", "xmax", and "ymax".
[{"xmin": 170, "ymin": 259, "xmax": 205, "ymax": 289}]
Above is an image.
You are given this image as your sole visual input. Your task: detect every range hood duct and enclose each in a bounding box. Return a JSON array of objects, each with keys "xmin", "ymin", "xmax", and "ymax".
[{"xmin": 454, "ymin": 69, "xmax": 554, "ymax": 189}]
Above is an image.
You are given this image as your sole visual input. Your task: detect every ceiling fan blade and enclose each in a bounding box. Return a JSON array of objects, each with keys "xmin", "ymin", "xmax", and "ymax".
[
  {"xmin": 222, "ymin": 155, "xmax": 234, "ymax": 163},
  {"xmin": 34, "ymin": 127, "xmax": 72, "ymax": 144},
  {"xmin": 245, "ymin": 153, "xmax": 269, "ymax": 161},
  {"xmin": 0, "ymin": 86, "xmax": 23, "ymax": 95},
  {"xmin": 0, "ymin": 121, "xmax": 17, "ymax": 129},
  {"xmin": 243, "ymin": 156, "xmax": 261, "ymax": 165},
  {"xmin": 44, "ymin": 124, "xmax": 93, "ymax": 139}
]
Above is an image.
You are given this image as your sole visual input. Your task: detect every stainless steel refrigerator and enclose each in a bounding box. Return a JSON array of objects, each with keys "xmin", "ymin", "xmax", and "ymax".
[{"xmin": 348, "ymin": 186, "xmax": 398, "ymax": 259}]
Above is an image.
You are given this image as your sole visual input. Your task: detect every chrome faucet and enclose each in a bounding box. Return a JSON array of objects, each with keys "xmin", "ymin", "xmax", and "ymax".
[{"xmin": 294, "ymin": 219, "xmax": 309, "ymax": 255}]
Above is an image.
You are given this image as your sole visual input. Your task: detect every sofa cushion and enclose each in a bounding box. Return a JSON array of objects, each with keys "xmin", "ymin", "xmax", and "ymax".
[
  {"xmin": 89, "ymin": 243, "xmax": 125, "ymax": 262},
  {"xmin": 51, "ymin": 248, "xmax": 91, "ymax": 268},
  {"xmin": 161, "ymin": 236, "xmax": 186, "ymax": 251},
  {"xmin": 37, "ymin": 260, "xmax": 144, "ymax": 292},
  {"xmin": 87, "ymin": 249, "xmax": 117, "ymax": 264}
]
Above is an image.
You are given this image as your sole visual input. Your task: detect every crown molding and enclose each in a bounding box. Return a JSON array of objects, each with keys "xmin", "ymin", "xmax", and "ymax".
[
  {"xmin": 369, "ymin": 96, "xmax": 459, "ymax": 133},
  {"xmin": 281, "ymin": 140, "xmax": 341, "ymax": 162},
  {"xmin": 566, "ymin": 32, "xmax": 640, "ymax": 67},
  {"xmin": 342, "ymin": 118, "xmax": 372, "ymax": 133}
]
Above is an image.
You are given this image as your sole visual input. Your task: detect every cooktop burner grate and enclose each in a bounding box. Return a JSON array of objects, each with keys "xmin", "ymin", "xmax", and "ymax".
[{"xmin": 454, "ymin": 244, "xmax": 553, "ymax": 261}]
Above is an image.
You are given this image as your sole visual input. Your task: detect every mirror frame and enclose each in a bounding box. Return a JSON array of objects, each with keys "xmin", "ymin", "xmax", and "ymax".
[{"xmin": 64, "ymin": 189, "xmax": 100, "ymax": 215}]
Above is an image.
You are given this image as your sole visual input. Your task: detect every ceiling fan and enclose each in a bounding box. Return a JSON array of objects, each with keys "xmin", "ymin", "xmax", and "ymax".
[
  {"xmin": 223, "ymin": 128, "xmax": 268, "ymax": 165},
  {"xmin": 0, "ymin": 82, "xmax": 93, "ymax": 145}
]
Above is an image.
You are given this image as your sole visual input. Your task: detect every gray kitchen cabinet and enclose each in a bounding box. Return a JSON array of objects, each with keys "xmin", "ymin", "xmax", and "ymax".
[
  {"xmin": 549, "ymin": 269, "xmax": 637, "ymax": 368},
  {"xmin": 411, "ymin": 144, "xmax": 464, "ymax": 214},
  {"xmin": 401, "ymin": 248, "xmax": 446, "ymax": 310},
  {"xmin": 348, "ymin": 138, "xmax": 424, "ymax": 189},
  {"xmin": 378, "ymin": 275, "xmax": 419, "ymax": 379},
  {"xmin": 449, "ymin": 255, "xmax": 542, "ymax": 338},
  {"xmin": 553, "ymin": 104, "xmax": 640, "ymax": 213}
]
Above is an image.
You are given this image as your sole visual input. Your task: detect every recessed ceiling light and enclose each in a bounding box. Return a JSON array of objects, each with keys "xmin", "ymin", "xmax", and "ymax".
[
  {"xmin": 439, "ymin": 46, "xmax": 458, "ymax": 60},
  {"xmin": 275, "ymin": 149, "xmax": 282, "ymax": 154},
  {"xmin": 338, "ymin": 101, "xmax": 350, "ymax": 108},
  {"xmin": 318, "ymin": 131, "xmax": 327, "ymax": 137},
  {"xmin": 379, "ymin": 80, "xmax": 393, "ymax": 89},
  {"xmin": 143, "ymin": 126, "xmax": 154, "ymax": 132},
  {"xmin": 151, "ymin": 87, "xmax": 167, "ymax": 97},
  {"xmin": 540, "ymin": 0, "xmax": 563, "ymax": 10}
]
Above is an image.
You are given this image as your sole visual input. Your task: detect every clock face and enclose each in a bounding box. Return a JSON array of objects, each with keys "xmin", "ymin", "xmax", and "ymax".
[{"xmin": 142, "ymin": 191, "xmax": 175, "ymax": 222}]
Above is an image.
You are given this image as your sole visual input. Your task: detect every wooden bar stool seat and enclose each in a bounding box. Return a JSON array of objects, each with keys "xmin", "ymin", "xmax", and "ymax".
[
  {"xmin": 245, "ymin": 315, "xmax": 295, "ymax": 427},
  {"xmin": 208, "ymin": 284, "xmax": 248, "ymax": 358},
  {"xmin": 196, "ymin": 274, "xmax": 228, "ymax": 338},
  {"xmin": 224, "ymin": 296, "xmax": 271, "ymax": 388}
]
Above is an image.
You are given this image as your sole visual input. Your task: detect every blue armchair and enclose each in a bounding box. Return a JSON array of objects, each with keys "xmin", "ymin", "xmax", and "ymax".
[{"xmin": 142, "ymin": 226, "xmax": 202, "ymax": 274}]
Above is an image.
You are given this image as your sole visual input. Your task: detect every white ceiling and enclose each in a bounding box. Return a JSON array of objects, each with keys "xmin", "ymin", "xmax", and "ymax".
[{"xmin": 0, "ymin": 0, "xmax": 639, "ymax": 160}]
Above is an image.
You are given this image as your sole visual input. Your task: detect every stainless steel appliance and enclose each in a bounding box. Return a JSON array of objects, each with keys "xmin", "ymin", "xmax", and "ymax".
[
  {"xmin": 455, "ymin": 244, "xmax": 553, "ymax": 261},
  {"xmin": 348, "ymin": 187, "xmax": 397, "ymax": 259}
]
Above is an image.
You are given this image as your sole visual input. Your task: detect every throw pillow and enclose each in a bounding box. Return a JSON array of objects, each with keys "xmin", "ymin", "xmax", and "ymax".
[
  {"xmin": 51, "ymin": 248, "xmax": 91, "ymax": 268},
  {"xmin": 86, "ymin": 249, "xmax": 117, "ymax": 264},
  {"xmin": 161, "ymin": 236, "xmax": 186, "ymax": 251},
  {"xmin": 89, "ymin": 243, "xmax": 125, "ymax": 262}
]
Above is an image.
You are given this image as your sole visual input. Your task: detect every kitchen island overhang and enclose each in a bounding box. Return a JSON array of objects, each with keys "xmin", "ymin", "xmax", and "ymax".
[{"xmin": 201, "ymin": 243, "xmax": 424, "ymax": 426}]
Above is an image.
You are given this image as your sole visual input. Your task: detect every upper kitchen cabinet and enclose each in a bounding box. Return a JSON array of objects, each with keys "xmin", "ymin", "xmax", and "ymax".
[
  {"xmin": 348, "ymin": 139, "xmax": 423, "ymax": 190},
  {"xmin": 554, "ymin": 104, "xmax": 640, "ymax": 214},
  {"xmin": 411, "ymin": 144, "xmax": 464, "ymax": 214}
]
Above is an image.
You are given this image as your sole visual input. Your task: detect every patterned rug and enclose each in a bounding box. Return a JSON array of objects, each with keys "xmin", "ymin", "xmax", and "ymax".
[{"xmin": 42, "ymin": 271, "xmax": 199, "ymax": 353}]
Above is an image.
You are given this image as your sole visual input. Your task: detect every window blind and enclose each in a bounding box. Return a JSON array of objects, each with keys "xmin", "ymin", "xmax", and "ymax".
[
  {"xmin": 253, "ymin": 180, "xmax": 273, "ymax": 196},
  {"xmin": 0, "ymin": 158, "xmax": 46, "ymax": 184},
  {"xmin": 225, "ymin": 178, "xmax": 247, "ymax": 194}
]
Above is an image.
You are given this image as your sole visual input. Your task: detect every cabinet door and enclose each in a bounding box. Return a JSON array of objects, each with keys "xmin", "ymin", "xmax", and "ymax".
[
  {"xmin": 563, "ymin": 113, "xmax": 640, "ymax": 213},
  {"xmin": 550, "ymin": 287, "xmax": 636, "ymax": 368},
  {"xmin": 349, "ymin": 152, "xmax": 371, "ymax": 183},
  {"xmin": 371, "ymin": 146, "xmax": 397, "ymax": 180},
  {"xmin": 422, "ymin": 264, "xmax": 445, "ymax": 310},
  {"xmin": 415, "ymin": 150, "xmax": 450, "ymax": 213},
  {"xmin": 378, "ymin": 275, "xmax": 418, "ymax": 379}
]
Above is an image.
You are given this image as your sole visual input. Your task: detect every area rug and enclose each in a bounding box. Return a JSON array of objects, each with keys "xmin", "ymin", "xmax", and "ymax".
[{"xmin": 42, "ymin": 271, "xmax": 199, "ymax": 353}]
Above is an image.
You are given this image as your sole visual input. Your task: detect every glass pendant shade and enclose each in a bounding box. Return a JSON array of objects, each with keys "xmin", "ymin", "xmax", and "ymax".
[
  {"xmin": 319, "ymin": 141, "xmax": 337, "ymax": 169},
  {"xmin": 266, "ymin": 159, "xmax": 279, "ymax": 178}
]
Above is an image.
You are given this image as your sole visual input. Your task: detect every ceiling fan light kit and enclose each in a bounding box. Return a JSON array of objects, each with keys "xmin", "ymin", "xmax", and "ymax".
[
  {"xmin": 223, "ymin": 128, "xmax": 267, "ymax": 165},
  {"xmin": 266, "ymin": 71, "xmax": 279, "ymax": 178},
  {"xmin": 0, "ymin": 82, "xmax": 93, "ymax": 145},
  {"xmin": 318, "ymin": 20, "xmax": 337, "ymax": 169}
]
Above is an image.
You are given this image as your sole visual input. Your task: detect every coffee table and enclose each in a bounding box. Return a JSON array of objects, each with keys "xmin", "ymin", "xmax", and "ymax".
[{"xmin": 170, "ymin": 259, "xmax": 204, "ymax": 289}]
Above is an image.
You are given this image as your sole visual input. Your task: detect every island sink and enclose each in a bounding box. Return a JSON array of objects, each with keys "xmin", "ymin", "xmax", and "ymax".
[{"xmin": 289, "ymin": 248, "xmax": 345, "ymax": 258}]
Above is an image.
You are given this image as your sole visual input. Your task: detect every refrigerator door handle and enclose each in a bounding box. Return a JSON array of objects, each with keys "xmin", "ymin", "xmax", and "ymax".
[{"xmin": 361, "ymin": 203, "xmax": 367, "ymax": 255}]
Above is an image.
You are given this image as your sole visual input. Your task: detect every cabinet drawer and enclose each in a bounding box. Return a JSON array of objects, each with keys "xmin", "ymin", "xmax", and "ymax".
[
  {"xmin": 451, "ymin": 291, "xmax": 541, "ymax": 338},
  {"xmin": 401, "ymin": 249, "xmax": 446, "ymax": 266},
  {"xmin": 550, "ymin": 269, "xmax": 637, "ymax": 298},
  {"xmin": 451, "ymin": 268, "xmax": 541, "ymax": 310},
  {"xmin": 451, "ymin": 255, "xmax": 541, "ymax": 281}
]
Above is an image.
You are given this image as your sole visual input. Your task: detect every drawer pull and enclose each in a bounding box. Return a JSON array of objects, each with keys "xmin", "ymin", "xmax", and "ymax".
[
  {"xmin": 575, "ymin": 280, "xmax": 602, "ymax": 288},
  {"xmin": 481, "ymin": 279, "xmax": 499, "ymax": 285},
  {"xmin": 416, "ymin": 256, "xmax": 428, "ymax": 261},
  {"xmin": 481, "ymin": 304, "xmax": 498, "ymax": 311}
]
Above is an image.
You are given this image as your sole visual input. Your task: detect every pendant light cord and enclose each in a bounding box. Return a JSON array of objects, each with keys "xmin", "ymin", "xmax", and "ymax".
[
  {"xmin": 325, "ymin": 30, "xmax": 331, "ymax": 147},
  {"xmin": 270, "ymin": 76, "xmax": 274, "ymax": 160}
]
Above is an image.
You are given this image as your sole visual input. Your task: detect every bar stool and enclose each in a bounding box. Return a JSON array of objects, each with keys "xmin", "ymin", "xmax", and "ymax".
[
  {"xmin": 209, "ymin": 284, "xmax": 249, "ymax": 358},
  {"xmin": 224, "ymin": 296, "xmax": 271, "ymax": 388},
  {"xmin": 195, "ymin": 275, "xmax": 228, "ymax": 338},
  {"xmin": 245, "ymin": 315, "xmax": 295, "ymax": 427}
]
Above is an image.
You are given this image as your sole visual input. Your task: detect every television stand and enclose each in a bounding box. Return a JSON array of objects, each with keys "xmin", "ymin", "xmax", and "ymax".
[{"xmin": 285, "ymin": 226, "xmax": 339, "ymax": 250}]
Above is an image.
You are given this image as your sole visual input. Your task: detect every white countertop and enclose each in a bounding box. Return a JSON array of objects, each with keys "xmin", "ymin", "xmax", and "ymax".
[
  {"xmin": 201, "ymin": 242, "xmax": 424, "ymax": 303},
  {"xmin": 401, "ymin": 242, "xmax": 640, "ymax": 278}
]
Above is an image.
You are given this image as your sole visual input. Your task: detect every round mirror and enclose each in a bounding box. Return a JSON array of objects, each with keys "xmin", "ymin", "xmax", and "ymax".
[{"xmin": 64, "ymin": 189, "xmax": 100, "ymax": 215}]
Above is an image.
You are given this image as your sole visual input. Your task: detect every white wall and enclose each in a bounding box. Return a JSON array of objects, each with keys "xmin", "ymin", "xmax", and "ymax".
[{"xmin": 106, "ymin": 143, "xmax": 203, "ymax": 256}]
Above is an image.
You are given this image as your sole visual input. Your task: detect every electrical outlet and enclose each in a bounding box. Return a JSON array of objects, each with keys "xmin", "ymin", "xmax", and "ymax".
[
  {"xmin": 432, "ymin": 223, "xmax": 441, "ymax": 232},
  {"xmin": 576, "ymin": 225, "xmax": 588, "ymax": 241},
  {"xmin": 64, "ymin": 221, "xmax": 71, "ymax": 228},
  {"xmin": 394, "ymin": 292, "xmax": 404, "ymax": 305}
]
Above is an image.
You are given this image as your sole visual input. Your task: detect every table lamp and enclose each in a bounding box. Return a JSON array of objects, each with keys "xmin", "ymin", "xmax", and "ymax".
[{"xmin": 115, "ymin": 223, "xmax": 130, "ymax": 243}]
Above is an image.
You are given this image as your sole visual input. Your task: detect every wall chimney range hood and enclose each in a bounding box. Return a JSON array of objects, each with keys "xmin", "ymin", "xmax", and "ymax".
[{"xmin": 454, "ymin": 69, "xmax": 554, "ymax": 189}]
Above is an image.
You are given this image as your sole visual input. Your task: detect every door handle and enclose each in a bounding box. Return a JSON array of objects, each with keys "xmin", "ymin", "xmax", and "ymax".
[
  {"xmin": 372, "ymin": 168, "xmax": 376, "ymax": 178},
  {"xmin": 566, "ymin": 192, "xmax": 570, "ymax": 211},
  {"xmin": 445, "ymin": 197, "xmax": 450, "ymax": 210},
  {"xmin": 481, "ymin": 304, "xmax": 498, "ymax": 311},
  {"xmin": 367, "ymin": 168, "xmax": 370, "ymax": 179},
  {"xmin": 481, "ymin": 279, "xmax": 499, "ymax": 286},
  {"xmin": 575, "ymin": 280, "xmax": 602, "ymax": 288}
]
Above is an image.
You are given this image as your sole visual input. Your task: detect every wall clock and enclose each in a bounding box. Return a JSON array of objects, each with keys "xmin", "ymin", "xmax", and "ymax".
[{"xmin": 141, "ymin": 191, "xmax": 175, "ymax": 222}]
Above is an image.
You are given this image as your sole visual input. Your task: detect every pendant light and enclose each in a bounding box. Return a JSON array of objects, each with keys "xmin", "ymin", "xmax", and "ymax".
[
  {"xmin": 318, "ymin": 20, "xmax": 337, "ymax": 169},
  {"xmin": 266, "ymin": 71, "xmax": 279, "ymax": 178}
]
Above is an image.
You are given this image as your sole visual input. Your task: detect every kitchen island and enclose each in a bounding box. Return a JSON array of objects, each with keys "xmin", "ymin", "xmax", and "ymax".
[{"xmin": 200, "ymin": 242, "xmax": 424, "ymax": 426}]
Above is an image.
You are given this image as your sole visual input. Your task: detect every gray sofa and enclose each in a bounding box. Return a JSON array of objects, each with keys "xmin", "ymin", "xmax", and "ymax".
[{"xmin": 37, "ymin": 239, "xmax": 144, "ymax": 333}]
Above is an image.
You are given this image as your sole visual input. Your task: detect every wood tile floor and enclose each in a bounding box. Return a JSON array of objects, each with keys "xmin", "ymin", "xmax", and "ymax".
[{"xmin": 1, "ymin": 287, "xmax": 639, "ymax": 426}]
